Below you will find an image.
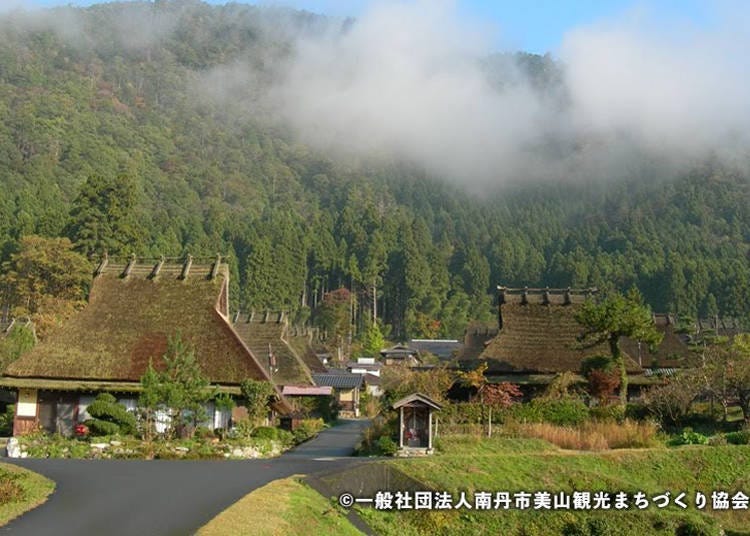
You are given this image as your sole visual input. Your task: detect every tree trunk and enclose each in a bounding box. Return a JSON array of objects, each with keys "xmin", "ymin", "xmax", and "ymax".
[
  {"xmin": 739, "ymin": 390, "xmax": 750, "ymax": 425},
  {"xmin": 610, "ymin": 335, "xmax": 627, "ymax": 407}
]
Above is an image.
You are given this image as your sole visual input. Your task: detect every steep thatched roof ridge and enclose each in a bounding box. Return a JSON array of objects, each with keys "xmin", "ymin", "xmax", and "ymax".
[
  {"xmin": 4, "ymin": 261, "xmax": 272, "ymax": 386},
  {"xmin": 232, "ymin": 311, "xmax": 316, "ymax": 385},
  {"xmin": 480, "ymin": 302, "xmax": 641, "ymax": 374}
]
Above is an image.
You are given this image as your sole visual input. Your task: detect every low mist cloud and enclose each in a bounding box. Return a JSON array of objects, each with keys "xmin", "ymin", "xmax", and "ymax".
[
  {"xmin": 254, "ymin": 0, "xmax": 750, "ymax": 184},
  {"xmin": 5, "ymin": 0, "xmax": 749, "ymax": 185}
]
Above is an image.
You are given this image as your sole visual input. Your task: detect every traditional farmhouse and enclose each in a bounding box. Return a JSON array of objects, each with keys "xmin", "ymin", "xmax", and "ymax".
[
  {"xmin": 1, "ymin": 255, "xmax": 290, "ymax": 436},
  {"xmin": 232, "ymin": 311, "xmax": 326, "ymax": 386},
  {"xmin": 346, "ymin": 358, "xmax": 383, "ymax": 397},
  {"xmin": 380, "ymin": 344, "xmax": 421, "ymax": 366},
  {"xmin": 409, "ymin": 339, "xmax": 462, "ymax": 362},
  {"xmin": 312, "ymin": 369, "xmax": 363, "ymax": 417},
  {"xmin": 456, "ymin": 322, "xmax": 498, "ymax": 361},
  {"xmin": 620, "ymin": 313, "xmax": 693, "ymax": 372},
  {"xmin": 474, "ymin": 287, "xmax": 642, "ymax": 388}
]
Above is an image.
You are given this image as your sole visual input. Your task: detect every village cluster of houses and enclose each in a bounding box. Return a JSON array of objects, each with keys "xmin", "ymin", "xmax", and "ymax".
[{"xmin": 0, "ymin": 257, "xmax": 739, "ymax": 441}]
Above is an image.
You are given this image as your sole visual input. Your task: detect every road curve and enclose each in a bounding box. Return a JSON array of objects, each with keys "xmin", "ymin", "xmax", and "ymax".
[{"xmin": 3, "ymin": 419, "xmax": 370, "ymax": 536}]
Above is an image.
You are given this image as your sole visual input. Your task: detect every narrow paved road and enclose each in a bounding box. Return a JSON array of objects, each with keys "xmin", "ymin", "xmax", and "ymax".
[{"xmin": 3, "ymin": 419, "xmax": 370, "ymax": 536}]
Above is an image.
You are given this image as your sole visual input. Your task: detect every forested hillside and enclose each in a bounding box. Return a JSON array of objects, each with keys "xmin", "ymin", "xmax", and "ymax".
[{"xmin": 0, "ymin": 1, "xmax": 748, "ymax": 340}]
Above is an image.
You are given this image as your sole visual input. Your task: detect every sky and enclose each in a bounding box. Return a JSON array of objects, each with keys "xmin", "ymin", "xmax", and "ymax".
[{"xmin": 25, "ymin": 0, "xmax": 717, "ymax": 54}]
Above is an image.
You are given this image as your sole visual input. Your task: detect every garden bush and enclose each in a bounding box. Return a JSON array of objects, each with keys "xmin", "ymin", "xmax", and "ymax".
[
  {"xmin": 0, "ymin": 404, "xmax": 15, "ymax": 436},
  {"xmin": 292, "ymin": 418, "xmax": 324, "ymax": 443},
  {"xmin": 724, "ymin": 431, "xmax": 750, "ymax": 445},
  {"xmin": 251, "ymin": 426, "xmax": 279, "ymax": 440},
  {"xmin": 376, "ymin": 435, "xmax": 398, "ymax": 456},
  {"xmin": 668, "ymin": 428, "xmax": 710, "ymax": 446},
  {"xmin": 85, "ymin": 393, "xmax": 137, "ymax": 436},
  {"xmin": 511, "ymin": 398, "xmax": 590, "ymax": 426},
  {"xmin": 589, "ymin": 404, "xmax": 625, "ymax": 423}
]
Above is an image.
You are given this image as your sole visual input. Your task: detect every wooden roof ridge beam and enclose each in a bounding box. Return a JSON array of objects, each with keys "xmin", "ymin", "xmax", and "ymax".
[
  {"xmin": 179, "ymin": 254, "xmax": 193, "ymax": 280},
  {"xmin": 94, "ymin": 252, "xmax": 109, "ymax": 277},
  {"xmin": 121, "ymin": 253, "xmax": 136, "ymax": 278},
  {"xmin": 209, "ymin": 253, "xmax": 222, "ymax": 280},
  {"xmin": 149, "ymin": 255, "xmax": 165, "ymax": 280},
  {"xmin": 497, "ymin": 285, "xmax": 598, "ymax": 295}
]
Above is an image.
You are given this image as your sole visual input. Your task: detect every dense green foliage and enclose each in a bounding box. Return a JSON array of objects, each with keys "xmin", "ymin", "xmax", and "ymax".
[
  {"xmin": 138, "ymin": 333, "xmax": 214, "ymax": 439},
  {"xmin": 239, "ymin": 378, "xmax": 275, "ymax": 426},
  {"xmin": 0, "ymin": 2, "xmax": 748, "ymax": 342},
  {"xmin": 85, "ymin": 392, "xmax": 137, "ymax": 436},
  {"xmin": 577, "ymin": 290, "xmax": 663, "ymax": 405}
]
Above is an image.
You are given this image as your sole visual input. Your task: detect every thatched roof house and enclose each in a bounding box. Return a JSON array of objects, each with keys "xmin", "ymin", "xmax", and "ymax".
[
  {"xmin": 232, "ymin": 311, "xmax": 325, "ymax": 385},
  {"xmin": 2, "ymin": 255, "xmax": 290, "ymax": 435},
  {"xmin": 477, "ymin": 287, "xmax": 641, "ymax": 380},
  {"xmin": 619, "ymin": 313, "xmax": 694, "ymax": 369}
]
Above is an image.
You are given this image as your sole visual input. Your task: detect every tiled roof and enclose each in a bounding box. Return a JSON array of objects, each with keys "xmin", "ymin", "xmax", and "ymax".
[
  {"xmin": 312, "ymin": 372, "xmax": 363, "ymax": 389},
  {"xmin": 282, "ymin": 385, "xmax": 333, "ymax": 396},
  {"xmin": 409, "ymin": 339, "xmax": 462, "ymax": 360}
]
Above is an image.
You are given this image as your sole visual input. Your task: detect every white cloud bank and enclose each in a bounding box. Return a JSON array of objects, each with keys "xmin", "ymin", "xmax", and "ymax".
[{"xmin": 258, "ymin": 0, "xmax": 750, "ymax": 183}]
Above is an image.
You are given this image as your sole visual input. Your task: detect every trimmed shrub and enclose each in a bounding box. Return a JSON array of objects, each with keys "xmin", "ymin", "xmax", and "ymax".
[
  {"xmin": 376, "ymin": 435, "xmax": 398, "ymax": 456},
  {"xmin": 85, "ymin": 393, "xmax": 137, "ymax": 436},
  {"xmin": 724, "ymin": 431, "xmax": 750, "ymax": 445}
]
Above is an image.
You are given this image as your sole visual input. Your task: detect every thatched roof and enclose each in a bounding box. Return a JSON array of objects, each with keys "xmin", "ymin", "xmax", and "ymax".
[
  {"xmin": 480, "ymin": 288, "xmax": 640, "ymax": 374},
  {"xmin": 232, "ymin": 311, "xmax": 321, "ymax": 385},
  {"xmin": 4, "ymin": 258, "xmax": 272, "ymax": 387},
  {"xmin": 457, "ymin": 321, "xmax": 498, "ymax": 361},
  {"xmin": 620, "ymin": 314, "xmax": 695, "ymax": 369}
]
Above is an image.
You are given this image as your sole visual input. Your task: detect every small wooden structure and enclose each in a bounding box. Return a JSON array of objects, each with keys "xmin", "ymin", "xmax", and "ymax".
[{"xmin": 392, "ymin": 393, "xmax": 442, "ymax": 453}]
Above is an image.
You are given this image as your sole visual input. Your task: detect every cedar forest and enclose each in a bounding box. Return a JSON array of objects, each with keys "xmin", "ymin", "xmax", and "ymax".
[{"xmin": 0, "ymin": 1, "xmax": 749, "ymax": 342}]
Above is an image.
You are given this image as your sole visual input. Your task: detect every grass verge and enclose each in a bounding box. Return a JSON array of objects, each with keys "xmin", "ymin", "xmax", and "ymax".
[
  {"xmin": 358, "ymin": 436, "xmax": 750, "ymax": 535},
  {"xmin": 0, "ymin": 463, "xmax": 55, "ymax": 526},
  {"xmin": 198, "ymin": 476, "xmax": 362, "ymax": 536}
]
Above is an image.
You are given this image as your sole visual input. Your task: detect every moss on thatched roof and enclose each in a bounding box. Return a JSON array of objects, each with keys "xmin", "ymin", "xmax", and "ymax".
[
  {"xmin": 4, "ymin": 260, "xmax": 271, "ymax": 386},
  {"xmin": 480, "ymin": 299, "xmax": 641, "ymax": 374}
]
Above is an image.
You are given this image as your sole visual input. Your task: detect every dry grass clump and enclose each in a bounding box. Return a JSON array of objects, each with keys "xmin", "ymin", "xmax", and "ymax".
[
  {"xmin": 0, "ymin": 480, "xmax": 24, "ymax": 505},
  {"xmin": 509, "ymin": 419, "xmax": 659, "ymax": 451}
]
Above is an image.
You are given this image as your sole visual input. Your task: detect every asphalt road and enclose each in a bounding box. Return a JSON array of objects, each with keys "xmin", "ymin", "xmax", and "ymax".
[{"xmin": 3, "ymin": 419, "xmax": 370, "ymax": 536}]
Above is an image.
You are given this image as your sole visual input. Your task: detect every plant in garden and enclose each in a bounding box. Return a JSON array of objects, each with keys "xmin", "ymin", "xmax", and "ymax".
[
  {"xmin": 137, "ymin": 333, "xmax": 216, "ymax": 439},
  {"xmin": 481, "ymin": 382, "xmax": 522, "ymax": 408},
  {"xmin": 240, "ymin": 378, "xmax": 276, "ymax": 427},
  {"xmin": 85, "ymin": 393, "xmax": 137, "ymax": 436}
]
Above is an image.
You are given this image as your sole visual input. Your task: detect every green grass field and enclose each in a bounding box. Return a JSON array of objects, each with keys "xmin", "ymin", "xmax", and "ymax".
[
  {"xmin": 198, "ymin": 476, "xmax": 361, "ymax": 536},
  {"xmin": 0, "ymin": 463, "xmax": 55, "ymax": 526},
  {"xmin": 357, "ymin": 437, "xmax": 750, "ymax": 535}
]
